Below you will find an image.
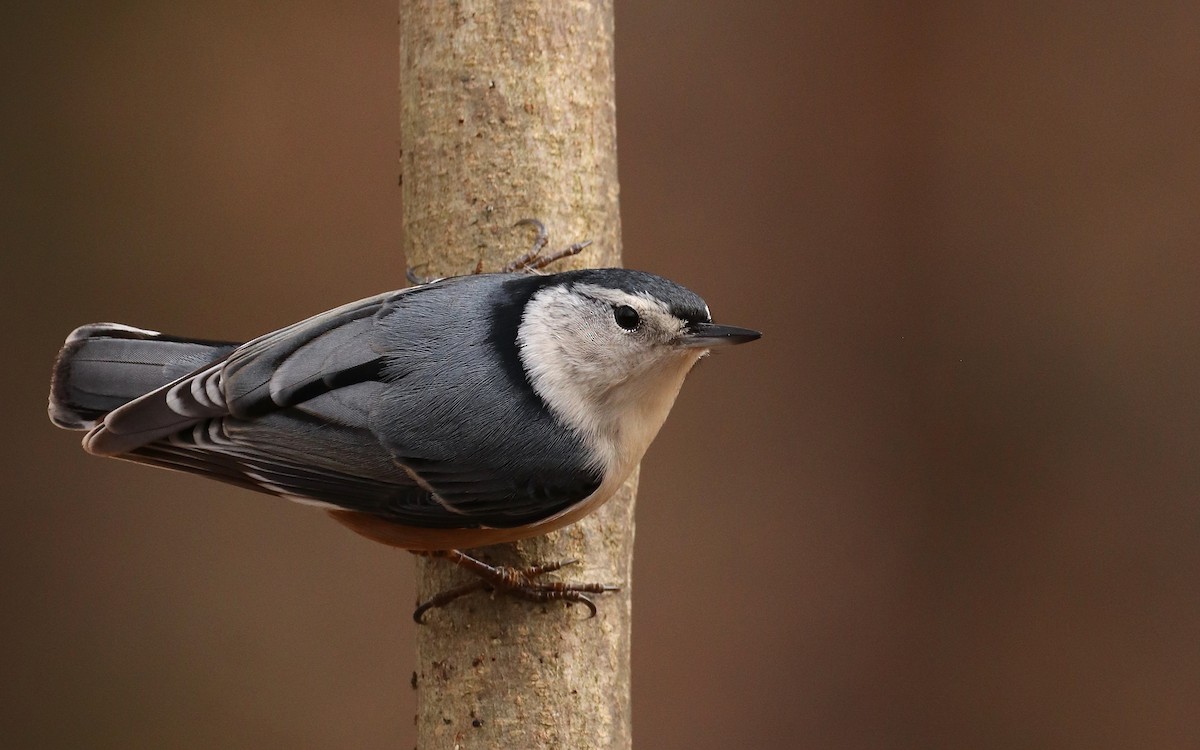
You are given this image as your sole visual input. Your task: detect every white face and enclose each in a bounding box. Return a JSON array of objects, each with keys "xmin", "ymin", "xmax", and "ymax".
[{"xmin": 518, "ymin": 283, "xmax": 708, "ymax": 476}]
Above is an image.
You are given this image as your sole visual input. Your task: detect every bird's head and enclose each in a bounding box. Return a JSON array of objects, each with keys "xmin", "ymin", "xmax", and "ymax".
[{"xmin": 516, "ymin": 269, "xmax": 759, "ymax": 475}]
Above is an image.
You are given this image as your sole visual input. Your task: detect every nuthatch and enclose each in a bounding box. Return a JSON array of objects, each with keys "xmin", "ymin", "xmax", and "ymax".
[{"xmin": 49, "ymin": 226, "xmax": 759, "ymax": 619}]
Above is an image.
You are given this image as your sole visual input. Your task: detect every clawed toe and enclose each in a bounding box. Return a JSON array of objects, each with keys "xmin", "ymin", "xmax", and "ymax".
[
  {"xmin": 412, "ymin": 550, "xmax": 620, "ymax": 623},
  {"xmin": 503, "ymin": 218, "xmax": 590, "ymax": 274},
  {"xmin": 406, "ymin": 265, "xmax": 433, "ymax": 285},
  {"xmin": 407, "ymin": 220, "xmax": 589, "ymax": 284}
]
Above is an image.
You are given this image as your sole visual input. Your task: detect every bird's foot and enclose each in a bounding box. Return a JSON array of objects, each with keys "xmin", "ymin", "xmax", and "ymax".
[
  {"xmin": 404, "ymin": 218, "xmax": 589, "ymax": 284},
  {"xmin": 412, "ymin": 549, "xmax": 619, "ymax": 624},
  {"xmin": 503, "ymin": 218, "xmax": 591, "ymax": 273}
]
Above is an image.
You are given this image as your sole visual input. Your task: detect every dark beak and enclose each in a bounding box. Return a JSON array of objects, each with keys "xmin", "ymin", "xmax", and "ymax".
[{"xmin": 681, "ymin": 322, "xmax": 762, "ymax": 348}]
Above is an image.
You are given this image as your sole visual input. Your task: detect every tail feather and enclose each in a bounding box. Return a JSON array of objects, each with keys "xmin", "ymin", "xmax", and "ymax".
[{"xmin": 49, "ymin": 323, "xmax": 240, "ymax": 430}]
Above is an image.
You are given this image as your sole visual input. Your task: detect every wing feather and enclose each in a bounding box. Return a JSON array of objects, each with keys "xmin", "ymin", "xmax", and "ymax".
[{"xmin": 82, "ymin": 275, "xmax": 603, "ymax": 532}]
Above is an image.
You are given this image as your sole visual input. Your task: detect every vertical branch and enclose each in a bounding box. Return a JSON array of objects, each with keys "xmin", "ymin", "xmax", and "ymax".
[{"xmin": 399, "ymin": 2, "xmax": 631, "ymax": 749}]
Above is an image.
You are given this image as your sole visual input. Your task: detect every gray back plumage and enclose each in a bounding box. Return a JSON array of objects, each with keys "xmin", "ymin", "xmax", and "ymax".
[{"xmin": 51, "ymin": 274, "xmax": 602, "ymax": 529}]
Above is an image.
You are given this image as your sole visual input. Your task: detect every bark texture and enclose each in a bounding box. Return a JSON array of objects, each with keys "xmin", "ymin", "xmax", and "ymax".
[{"xmin": 399, "ymin": 2, "xmax": 631, "ymax": 748}]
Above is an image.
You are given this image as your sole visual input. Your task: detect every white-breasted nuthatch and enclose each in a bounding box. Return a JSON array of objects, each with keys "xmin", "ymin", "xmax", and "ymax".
[{"xmin": 48, "ymin": 245, "xmax": 759, "ymax": 619}]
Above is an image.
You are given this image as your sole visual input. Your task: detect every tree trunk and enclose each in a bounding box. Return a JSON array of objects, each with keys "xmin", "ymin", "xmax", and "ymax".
[{"xmin": 399, "ymin": 2, "xmax": 631, "ymax": 748}]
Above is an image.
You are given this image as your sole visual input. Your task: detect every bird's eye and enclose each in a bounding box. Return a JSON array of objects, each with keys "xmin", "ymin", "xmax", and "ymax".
[{"xmin": 613, "ymin": 305, "xmax": 640, "ymax": 331}]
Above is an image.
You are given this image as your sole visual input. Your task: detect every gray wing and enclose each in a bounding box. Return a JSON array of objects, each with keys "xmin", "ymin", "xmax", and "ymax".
[{"xmin": 84, "ymin": 275, "xmax": 600, "ymax": 529}]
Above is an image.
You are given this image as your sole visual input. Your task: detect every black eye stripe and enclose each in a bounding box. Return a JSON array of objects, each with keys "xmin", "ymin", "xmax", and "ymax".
[{"xmin": 613, "ymin": 304, "xmax": 640, "ymax": 330}]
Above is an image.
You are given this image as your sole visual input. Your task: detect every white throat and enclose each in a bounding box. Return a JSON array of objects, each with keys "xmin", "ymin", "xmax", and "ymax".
[{"xmin": 517, "ymin": 286, "xmax": 703, "ymax": 480}]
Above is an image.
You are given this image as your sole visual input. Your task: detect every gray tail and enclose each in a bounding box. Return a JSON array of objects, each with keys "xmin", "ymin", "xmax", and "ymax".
[{"xmin": 49, "ymin": 323, "xmax": 240, "ymax": 430}]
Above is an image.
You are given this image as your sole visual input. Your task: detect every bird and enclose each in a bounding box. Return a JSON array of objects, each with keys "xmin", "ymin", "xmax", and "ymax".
[{"xmin": 48, "ymin": 229, "xmax": 759, "ymax": 620}]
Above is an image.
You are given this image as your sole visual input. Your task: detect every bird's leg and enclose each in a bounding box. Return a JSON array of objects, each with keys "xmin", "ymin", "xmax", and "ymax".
[
  {"xmin": 412, "ymin": 549, "xmax": 620, "ymax": 624},
  {"xmin": 503, "ymin": 218, "xmax": 591, "ymax": 273}
]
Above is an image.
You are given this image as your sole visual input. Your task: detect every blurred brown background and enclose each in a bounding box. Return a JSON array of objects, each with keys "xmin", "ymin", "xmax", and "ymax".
[{"xmin": 3, "ymin": 2, "xmax": 1200, "ymax": 748}]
